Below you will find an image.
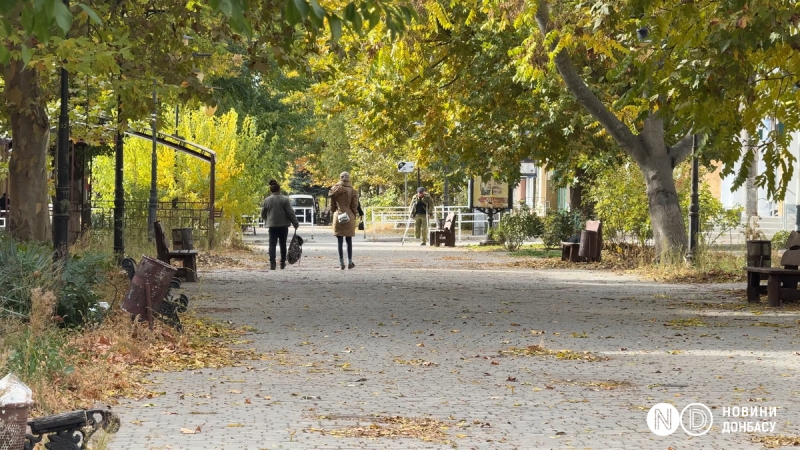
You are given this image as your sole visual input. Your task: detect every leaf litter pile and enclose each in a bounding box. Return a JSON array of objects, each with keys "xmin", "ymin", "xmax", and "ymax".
[
  {"xmin": 56, "ymin": 310, "xmax": 260, "ymax": 413},
  {"xmin": 498, "ymin": 344, "xmax": 610, "ymax": 362},
  {"xmin": 752, "ymin": 435, "xmax": 800, "ymax": 448},
  {"xmin": 310, "ymin": 415, "xmax": 457, "ymax": 444}
]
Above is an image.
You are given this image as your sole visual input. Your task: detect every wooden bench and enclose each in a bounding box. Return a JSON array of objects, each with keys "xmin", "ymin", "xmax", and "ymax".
[
  {"xmin": 155, "ymin": 221, "xmax": 198, "ymax": 282},
  {"xmin": 430, "ymin": 212, "xmax": 456, "ymax": 247},
  {"xmin": 745, "ymin": 231, "xmax": 800, "ymax": 306},
  {"xmin": 561, "ymin": 220, "xmax": 602, "ymax": 262}
]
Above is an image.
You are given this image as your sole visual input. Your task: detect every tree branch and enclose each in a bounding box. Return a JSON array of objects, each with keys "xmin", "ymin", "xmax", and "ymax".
[
  {"xmin": 534, "ymin": 0, "xmax": 642, "ymax": 157},
  {"xmin": 668, "ymin": 134, "xmax": 694, "ymax": 168}
]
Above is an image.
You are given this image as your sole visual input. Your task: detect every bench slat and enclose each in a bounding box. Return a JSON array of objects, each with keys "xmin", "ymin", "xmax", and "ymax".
[{"xmin": 744, "ymin": 267, "xmax": 800, "ymax": 275}]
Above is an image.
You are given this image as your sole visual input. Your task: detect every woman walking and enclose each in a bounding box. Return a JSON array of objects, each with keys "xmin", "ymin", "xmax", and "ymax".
[
  {"xmin": 260, "ymin": 180, "xmax": 299, "ymax": 270},
  {"xmin": 329, "ymin": 172, "xmax": 359, "ymax": 269}
]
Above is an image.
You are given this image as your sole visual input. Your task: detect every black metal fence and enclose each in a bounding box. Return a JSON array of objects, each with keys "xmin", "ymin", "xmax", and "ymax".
[{"xmin": 85, "ymin": 200, "xmax": 214, "ymax": 241}]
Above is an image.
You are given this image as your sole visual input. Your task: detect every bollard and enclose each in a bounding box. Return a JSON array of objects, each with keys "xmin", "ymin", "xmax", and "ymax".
[
  {"xmin": 0, "ymin": 373, "xmax": 33, "ymax": 450},
  {"xmin": 122, "ymin": 255, "xmax": 177, "ymax": 324}
]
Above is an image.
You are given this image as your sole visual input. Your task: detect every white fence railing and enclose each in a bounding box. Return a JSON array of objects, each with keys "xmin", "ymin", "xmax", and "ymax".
[{"xmin": 365, "ymin": 206, "xmax": 502, "ymax": 242}]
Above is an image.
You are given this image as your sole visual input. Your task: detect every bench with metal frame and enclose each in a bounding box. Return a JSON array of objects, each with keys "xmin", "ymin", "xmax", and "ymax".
[
  {"xmin": 154, "ymin": 221, "xmax": 198, "ymax": 282},
  {"xmin": 745, "ymin": 231, "xmax": 800, "ymax": 306},
  {"xmin": 24, "ymin": 408, "xmax": 120, "ymax": 450}
]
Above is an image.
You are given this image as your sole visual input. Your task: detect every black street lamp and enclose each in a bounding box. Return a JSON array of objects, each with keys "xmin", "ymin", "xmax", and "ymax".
[
  {"xmin": 113, "ymin": 99, "xmax": 124, "ymax": 259},
  {"xmin": 53, "ymin": 0, "xmax": 71, "ymax": 259},
  {"xmin": 686, "ymin": 134, "xmax": 701, "ymax": 263},
  {"xmin": 147, "ymin": 89, "xmax": 158, "ymax": 238}
]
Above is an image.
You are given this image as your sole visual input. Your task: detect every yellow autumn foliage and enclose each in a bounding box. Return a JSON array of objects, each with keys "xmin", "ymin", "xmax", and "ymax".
[{"xmin": 93, "ymin": 109, "xmax": 273, "ymax": 223}]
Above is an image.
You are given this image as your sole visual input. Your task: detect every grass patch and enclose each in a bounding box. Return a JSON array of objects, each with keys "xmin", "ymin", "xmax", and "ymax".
[
  {"xmin": 482, "ymin": 242, "xmax": 749, "ymax": 284},
  {"xmin": 498, "ymin": 344, "xmax": 609, "ymax": 362},
  {"xmin": 510, "ymin": 245, "xmax": 560, "ymax": 259}
]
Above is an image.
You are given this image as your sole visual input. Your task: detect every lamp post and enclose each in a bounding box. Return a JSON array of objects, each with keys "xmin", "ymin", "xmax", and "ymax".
[
  {"xmin": 686, "ymin": 134, "xmax": 700, "ymax": 263},
  {"xmin": 113, "ymin": 100, "xmax": 124, "ymax": 259},
  {"xmin": 53, "ymin": 0, "xmax": 71, "ymax": 259},
  {"xmin": 147, "ymin": 89, "xmax": 158, "ymax": 238}
]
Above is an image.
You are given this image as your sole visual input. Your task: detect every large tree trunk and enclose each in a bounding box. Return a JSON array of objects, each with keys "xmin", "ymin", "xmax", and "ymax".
[
  {"xmin": 3, "ymin": 58, "xmax": 51, "ymax": 242},
  {"xmin": 535, "ymin": 0, "xmax": 691, "ymax": 259},
  {"xmin": 569, "ymin": 166, "xmax": 595, "ymax": 219},
  {"xmin": 640, "ymin": 151, "xmax": 688, "ymax": 259},
  {"xmin": 743, "ymin": 130, "xmax": 758, "ymax": 217}
]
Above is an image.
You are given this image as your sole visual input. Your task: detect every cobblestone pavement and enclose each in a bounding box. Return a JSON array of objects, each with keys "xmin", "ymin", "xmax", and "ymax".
[{"xmin": 108, "ymin": 230, "xmax": 800, "ymax": 450}]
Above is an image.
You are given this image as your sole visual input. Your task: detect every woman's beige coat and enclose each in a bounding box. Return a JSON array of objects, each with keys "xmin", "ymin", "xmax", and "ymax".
[{"xmin": 329, "ymin": 181, "xmax": 359, "ymax": 237}]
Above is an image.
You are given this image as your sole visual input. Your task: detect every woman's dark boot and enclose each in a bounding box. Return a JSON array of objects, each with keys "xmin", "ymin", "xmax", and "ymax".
[
  {"xmin": 270, "ymin": 261, "xmax": 276, "ymax": 270},
  {"xmin": 280, "ymin": 261, "xmax": 286, "ymax": 270}
]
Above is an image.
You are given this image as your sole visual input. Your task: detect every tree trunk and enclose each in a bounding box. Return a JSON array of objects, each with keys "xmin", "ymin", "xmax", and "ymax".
[
  {"xmin": 743, "ymin": 130, "xmax": 758, "ymax": 217},
  {"xmin": 640, "ymin": 153, "xmax": 688, "ymax": 259},
  {"xmin": 570, "ymin": 166, "xmax": 595, "ymax": 219},
  {"xmin": 3, "ymin": 58, "xmax": 51, "ymax": 242}
]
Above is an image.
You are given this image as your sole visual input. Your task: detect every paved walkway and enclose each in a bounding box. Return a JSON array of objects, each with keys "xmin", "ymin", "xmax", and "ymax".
[{"xmin": 108, "ymin": 229, "xmax": 800, "ymax": 449}]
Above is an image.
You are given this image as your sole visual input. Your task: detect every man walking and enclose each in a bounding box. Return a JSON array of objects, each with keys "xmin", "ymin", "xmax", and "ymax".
[
  {"xmin": 409, "ymin": 187, "xmax": 435, "ymax": 245},
  {"xmin": 261, "ymin": 180, "xmax": 299, "ymax": 270}
]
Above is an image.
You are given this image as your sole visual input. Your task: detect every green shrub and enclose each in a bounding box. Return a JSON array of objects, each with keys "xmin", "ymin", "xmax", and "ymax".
[
  {"xmin": 542, "ymin": 210, "xmax": 582, "ymax": 249},
  {"xmin": 0, "ymin": 236, "xmax": 112, "ymax": 327},
  {"xmin": 0, "ymin": 238, "xmax": 55, "ymax": 318},
  {"xmin": 542, "ymin": 210, "xmax": 583, "ymax": 248},
  {"xmin": 495, "ymin": 209, "xmax": 543, "ymax": 251},
  {"xmin": 5, "ymin": 327, "xmax": 74, "ymax": 382},
  {"xmin": 584, "ymin": 162, "xmax": 651, "ymax": 246},
  {"xmin": 772, "ymin": 230, "xmax": 791, "ymax": 249},
  {"xmin": 58, "ymin": 250, "xmax": 114, "ymax": 328}
]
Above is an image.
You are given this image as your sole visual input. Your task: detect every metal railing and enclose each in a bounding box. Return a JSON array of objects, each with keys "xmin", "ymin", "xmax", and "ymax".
[{"xmin": 364, "ymin": 206, "xmax": 501, "ymax": 242}]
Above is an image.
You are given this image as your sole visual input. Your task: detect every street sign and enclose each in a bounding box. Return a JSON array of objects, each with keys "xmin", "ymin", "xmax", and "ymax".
[{"xmin": 397, "ymin": 161, "xmax": 415, "ymax": 173}]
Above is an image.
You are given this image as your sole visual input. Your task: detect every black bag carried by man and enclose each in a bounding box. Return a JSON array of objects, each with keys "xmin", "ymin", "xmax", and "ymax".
[{"xmin": 287, "ymin": 231, "xmax": 304, "ymax": 265}]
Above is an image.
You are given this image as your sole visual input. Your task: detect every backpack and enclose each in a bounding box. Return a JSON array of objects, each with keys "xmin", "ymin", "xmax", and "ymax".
[{"xmin": 287, "ymin": 231, "xmax": 304, "ymax": 264}]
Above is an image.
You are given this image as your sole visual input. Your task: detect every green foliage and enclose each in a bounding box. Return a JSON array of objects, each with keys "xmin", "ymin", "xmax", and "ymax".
[
  {"xmin": 586, "ymin": 157, "xmax": 744, "ymax": 247},
  {"xmin": 772, "ymin": 230, "xmax": 791, "ymax": 250},
  {"xmin": 0, "ymin": 236, "xmax": 111, "ymax": 327},
  {"xmin": 360, "ymin": 186, "xmax": 402, "ymax": 208},
  {"xmin": 0, "ymin": 238, "xmax": 55, "ymax": 318},
  {"xmin": 58, "ymin": 250, "xmax": 113, "ymax": 328},
  {"xmin": 495, "ymin": 208, "xmax": 543, "ymax": 251},
  {"xmin": 5, "ymin": 327, "xmax": 74, "ymax": 383},
  {"xmin": 541, "ymin": 210, "xmax": 582, "ymax": 249},
  {"xmin": 585, "ymin": 162, "xmax": 651, "ymax": 246},
  {"xmin": 680, "ymin": 184, "xmax": 743, "ymax": 247}
]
